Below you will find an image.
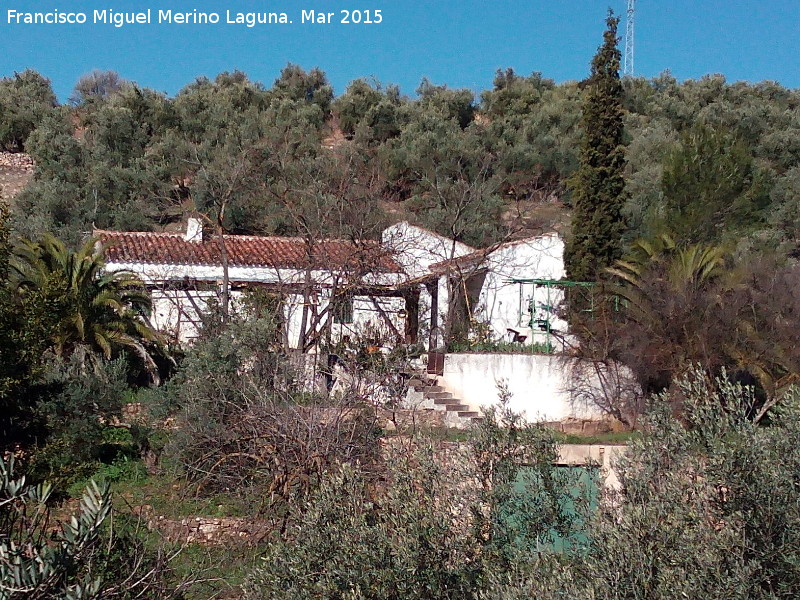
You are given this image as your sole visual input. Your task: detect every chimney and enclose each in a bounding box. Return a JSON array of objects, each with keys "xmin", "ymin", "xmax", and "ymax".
[{"xmin": 185, "ymin": 217, "xmax": 203, "ymax": 242}]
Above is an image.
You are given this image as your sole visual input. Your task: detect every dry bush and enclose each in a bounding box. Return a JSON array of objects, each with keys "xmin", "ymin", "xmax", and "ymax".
[{"xmin": 159, "ymin": 314, "xmax": 385, "ymax": 525}]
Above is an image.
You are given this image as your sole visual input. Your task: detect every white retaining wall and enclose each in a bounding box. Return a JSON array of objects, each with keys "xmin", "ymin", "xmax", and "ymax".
[{"xmin": 440, "ymin": 353, "xmax": 611, "ymax": 422}]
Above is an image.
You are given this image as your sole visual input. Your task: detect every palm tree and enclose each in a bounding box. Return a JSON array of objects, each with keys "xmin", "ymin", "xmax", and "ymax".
[
  {"xmin": 602, "ymin": 235, "xmax": 732, "ymax": 396},
  {"xmin": 606, "ymin": 236, "xmax": 800, "ymax": 421},
  {"xmin": 10, "ymin": 234, "xmax": 165, "ymax": 383},
  {"xmin": 607, "ymin": 235, "xmax": 728, "ymax": 331}
]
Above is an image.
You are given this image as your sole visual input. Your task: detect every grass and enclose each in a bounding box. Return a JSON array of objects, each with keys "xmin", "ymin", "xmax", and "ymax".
[
  {"xmin": 384, "ymin": 425, "xmax": 474, "ymax": 442},
  {"xmin": 447, "ymin": 340, "xmax": 555, "ymax": 354},
  {"xmin": 59, "ymin": 452, "xmax": 267, "ymax": 599},
  {"xmin": 384, "ymin": 425, "xmax": 639, "ymax": 445},
  {"xmin": 107, "ymin": 495, "xmax": 266, "ymax": 600},
  {"xmin": 110, "ymin": 471, "xmax": 254, "ymax": 520},
  {"xmin": 557, "ymin": 431, "xmax": 640, "ymax": 445},
  {"xmin": 169, "ymin": 543, "xmax": 265, "ymax": 600}
]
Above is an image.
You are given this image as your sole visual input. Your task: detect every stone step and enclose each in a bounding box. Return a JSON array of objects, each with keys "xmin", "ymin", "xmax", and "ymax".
[
  {"xmin": 425, "ymin": 391, "xmax": 452, "ymax": 400},
  {"xmin": 421, "ymin": 385, "xmax": 444, "ymax": 392},
  {"xmin": 458, "ymin": 411, "xmax": 479, "ymax": 418},
  {"xmin": 445, "ymin": 404, "xmax": 470, "ymax": 412},
  {"xmin": 432, "ymin": 397, "xmax": 455, "ymax": 405}
]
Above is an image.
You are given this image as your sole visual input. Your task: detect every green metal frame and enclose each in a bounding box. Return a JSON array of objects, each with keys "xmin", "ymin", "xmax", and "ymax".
[{"xmin": 505, "ymin": 278, "xmax": 597, "ymax": 349}]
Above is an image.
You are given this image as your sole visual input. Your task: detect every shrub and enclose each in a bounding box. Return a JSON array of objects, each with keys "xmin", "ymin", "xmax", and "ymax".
[
  {"xmin": 244, "ymin": 388, "xmax": 589, "ymax": 600},
  {"xmin": 159, "ymin": 315, "xmax": 383, "ymax": 517},
  {"xmin": 244, "ymin": 453, "xmax": 481, "ymax": 600},
  {"xmin": 582, "ymin": 371, "xmax": 800, "ymax": 600}
]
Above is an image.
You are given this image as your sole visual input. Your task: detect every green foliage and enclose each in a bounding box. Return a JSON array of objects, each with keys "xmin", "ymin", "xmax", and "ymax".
[
  {"xmin": 584, "ymin": 370, "xmax": 800, "ymax": 600},
  {"xmin": 0, "ymin": 456, "xmax": 112, "ymax": 599},
  {"xmin": 245, "ymin": 456, "xmax": 480, "ymax": 600},
  {"xmin": 416, "ymin": 78, "xmax": 475, "ymax": 129},
  {"xmin": 475, "ymin": 371, "xmax": 800, "ymax": 600},
  {"xmin": 0, "ymin": 207, "xmax": 70, "ymax": 448},
  {"xmin": 10, "ymin": 234, "xmax": 164, "ymax": 382},
  {"xmin": 334, "ymin": 79, "xmax": 404, "ymax": 144},
  {"xmin": 334, "ymin": 79, "xmax": 385, "ymax": 136},
  {"xmin": 27, "ymin": 356, "xmax": 134, "ymax": 492},
  {"xmin": 67, "ymin": 456, "xmax": 147, "ymax": 500},
  {"xmin": 157, "ymin": 313, "xmax": 382, "ymax": 516},
  {"xmin": 0, "ymin": 456, "xmax": 189, "ymax": 599},
  {"xmin": 387, "ymin": 114, "xmax": 504, "ymax": 246},
  {"xmin": 244, "ymin": 389, "xmax": 587, "ymax": 600},
  {"xmin": 174, "ymin": 70, "xmax": 270, "ymax": 140},
  {"xmin": 622, "ymin": 74, "xmax": 800, "ymax": 248},
  {"xmin": 0, "ymin": 225, "xmax": 161, "ymax": 461},
  {"xmin": 69, "ymin": 70, "xmax": 128, "ymax": 106},
  {"xmin": 481, "ymin": 70, "xmax": 581, "ymax": 206},
  {"xmin": 601, "ymin": 235, "xmax": 729, "ymax": 396},
  {"xmin": 0, "ymin": 69, "xmax": 57, "ymax": 151},
  {"xmin": 447, "ymin": 339, "xmax": 554, "ymax": 354},
  {"xmin": 598, "ymin": 237, "xmax": 800, "ymax": 411},
  {"xmin": 565, "ymin": 12, "xmax": 627, "ymax": 282},
  {"xmin": 766, "ymin": 166, "xmax": 800, "ymax": 254},
  {"xmin": 470, "ymin": 386, "xmax": 591, "ymax": 561},
  {"xmin": 482, "ymin": 69, "xmax": 555, "ymax": 119},
  {"xmin": 659, "ymin": 124, "xmax": 771, "ymax": 244},
  {"xmin": 6, "ymin": 64, "xmax": 799, "ymax": 259},
  {"xmin": 16, "ymin": 85, "xmax": 177, "ymax": 241},
  {"xmin": 268, "ymin": 63, "xmax": 334, "ymax": 116}
]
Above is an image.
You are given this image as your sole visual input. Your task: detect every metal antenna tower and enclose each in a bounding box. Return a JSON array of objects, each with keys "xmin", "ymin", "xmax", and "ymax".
[{"xmin": 624, "ymin": 0, "xmax": 635, "ymax": 76}]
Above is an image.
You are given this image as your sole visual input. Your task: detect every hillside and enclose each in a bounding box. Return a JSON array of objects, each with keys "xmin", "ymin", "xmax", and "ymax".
[
  {"xmin": 3, "ymin": 37, "xmax": 800, "ymax": 600},
  {"xmin": 0, "ymin": 152, "xmax": 33, "ymax": 202}
]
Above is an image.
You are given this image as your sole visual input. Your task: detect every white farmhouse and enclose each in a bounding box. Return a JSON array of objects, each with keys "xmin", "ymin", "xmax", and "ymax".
[
  {"xmin": 97, "ymin": 219, "xmax": 628, "ymax": 426},
  {"xmin": 99, "ymin": 218, "xmax": 568, "ymax": 354},
  {"xmin": 96, "ymin": 218, "xmax": 411, "ymax": 348}
]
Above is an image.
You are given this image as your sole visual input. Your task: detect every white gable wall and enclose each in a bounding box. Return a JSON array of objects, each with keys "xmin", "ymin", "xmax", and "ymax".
[
  {"xmin": 382, "ymin": 222, "xmax": 475, "ymax": 349},
  {"xmin": 381, "ymin": 222, "xmax": 474, "ymax": 278},
  {"xmin": 475, "ymin": 234, "xmax": 566, "ymax": 346}
]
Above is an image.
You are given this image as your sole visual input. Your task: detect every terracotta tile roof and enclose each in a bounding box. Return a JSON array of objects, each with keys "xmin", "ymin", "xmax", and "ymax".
[{"xmin": 94, "ymin": 230, "xmax": 403, "ymax": 273}]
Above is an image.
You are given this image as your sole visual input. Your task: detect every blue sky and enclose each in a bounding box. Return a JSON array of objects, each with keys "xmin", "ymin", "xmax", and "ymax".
[{"xmin": 1, "ymin": 1, "xmax": 798, "ymax": 101}]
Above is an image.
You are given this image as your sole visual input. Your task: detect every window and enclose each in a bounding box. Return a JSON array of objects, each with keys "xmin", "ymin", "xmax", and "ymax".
[{"xmin": 333, "ymin": 295, "xmax": 354, "ymax": 324}]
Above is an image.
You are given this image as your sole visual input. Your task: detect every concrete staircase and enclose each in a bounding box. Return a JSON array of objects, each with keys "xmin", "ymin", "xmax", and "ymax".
[{"xmin": 405, "ymin": 375, "xmax": 482, "ymax": 429}]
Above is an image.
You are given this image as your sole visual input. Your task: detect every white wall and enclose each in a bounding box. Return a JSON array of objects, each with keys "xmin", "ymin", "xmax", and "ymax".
[
  {"xmin": 476, "ymin": 234, "xmax": 567, "ymax": 346},
  {"xmin": 382, "ymin": 222, "xmax": 476, "ymax": 349},
  {"xmin": 150, "ymin": 289, "xmax": 217, "ymax": 344},
  {"xmin": 105, "ymin": 262, "xmax": 404, "ymax": 288},
  {"xmin": 107, "ymin": 261, "xmax": 407, "ymax": 348},
  {"xmin": 288, "ymin": 294, "xmax": 406, "ymax": 349},
  {"xmin": 149, "ymin": 288, "xmax": 406, "ymax": 349},
  {"xmin": 381, "ymin": 221, "xmax": 475, "ymax": 279},
  {"xmin": 440, "ymin": 353, "xmax": 609, "ymax": 422}
]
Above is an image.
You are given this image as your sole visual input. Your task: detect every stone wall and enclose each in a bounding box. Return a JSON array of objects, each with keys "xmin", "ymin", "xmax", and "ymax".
[
  {"xmin": 135, "ymin": 507, "xmax": 271, "ymax": 546},
  {"xmin": 0, "ymin": 152, "xmax": 34, "ymax": 201}
]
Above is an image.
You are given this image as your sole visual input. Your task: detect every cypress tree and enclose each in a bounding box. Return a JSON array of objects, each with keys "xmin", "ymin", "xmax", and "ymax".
[{"xmin": 565, "ymin": 11, "xmax": 627, "ymax": 282}]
